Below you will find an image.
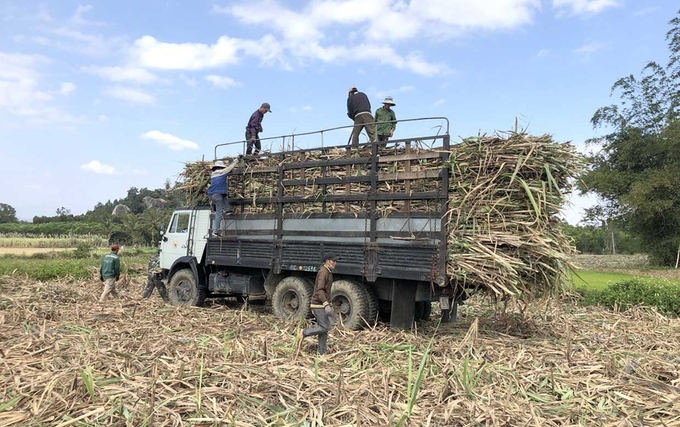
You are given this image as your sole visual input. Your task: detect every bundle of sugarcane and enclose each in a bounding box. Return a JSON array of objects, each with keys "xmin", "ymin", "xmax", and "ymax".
[
  {"xmin": 174, "ymin": 160, "xmax": 214, "ymax": 206},
  {"xmin": 445, "ymin": 132, "xmax": 585, "ymax": 297}
]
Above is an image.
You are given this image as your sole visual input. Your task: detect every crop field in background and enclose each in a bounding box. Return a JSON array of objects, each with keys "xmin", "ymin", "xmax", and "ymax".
[
  {"xmin": 0, "ymin": 247, "xmax": 74, "ymax": 255},
  {"xmin": 0, "ymin": 236, "xmax": 109, "ymax": 248}
]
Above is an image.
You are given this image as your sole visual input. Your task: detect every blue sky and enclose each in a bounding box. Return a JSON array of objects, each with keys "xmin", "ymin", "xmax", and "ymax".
[{"xmin": 0, "ymin": 1, "xmax": 676, "ymax": 223}]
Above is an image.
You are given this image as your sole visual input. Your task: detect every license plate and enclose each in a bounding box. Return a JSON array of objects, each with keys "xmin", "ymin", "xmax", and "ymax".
[{"xmin": 439, "ymin": 296, "xmax": 450, "ymax": 310}]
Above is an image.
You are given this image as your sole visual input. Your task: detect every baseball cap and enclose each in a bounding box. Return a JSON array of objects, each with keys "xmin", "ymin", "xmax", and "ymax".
[
  {"xmin": 260, "ymin": 102, "xmax": 272, "ymax": 112},
  {"xmin": 324, "ymin": 253, "xmax": 341, "ymax": 261}
]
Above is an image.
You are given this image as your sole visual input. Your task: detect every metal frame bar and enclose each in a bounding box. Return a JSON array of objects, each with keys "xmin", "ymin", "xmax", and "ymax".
[{"xmin": 213, "ymin": 117, "xmax": 451, "ymax": 159}]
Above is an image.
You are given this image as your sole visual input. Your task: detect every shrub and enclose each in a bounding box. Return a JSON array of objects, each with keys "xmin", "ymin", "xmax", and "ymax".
[
  {"xmin": 72, "ymin": 243, "xmax": 94, "ymax": 259},
  {"xmin": 581, "ymin": 278, "xmax": 680, "ymax": 316}
]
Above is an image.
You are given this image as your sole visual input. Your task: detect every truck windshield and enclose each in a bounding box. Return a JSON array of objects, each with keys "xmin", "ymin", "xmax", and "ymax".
[{"xmin": 169, "ymin": 213, "xmax": 190, "ymax": 233}]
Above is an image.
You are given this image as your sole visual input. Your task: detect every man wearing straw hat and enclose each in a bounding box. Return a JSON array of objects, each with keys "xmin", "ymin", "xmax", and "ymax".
[
  {"xmin": 245, "ymin": 102, "xmax": 272, "ymax": 156},
  {"xmin": 99, "ymin": 244, "xmax": 121, "ymax": 303},
  {"xmin": 347, "ymin": 86, "xmax": 377, "ymax": 148},
  {"xmin": 297, "ymin": 253, "xmax": 341, "ymax": 355},
  {"xmin": 207, "ymin": 157, "xmax": 241, "ymax": 235},
  {"xmin": 375, "ymin": 96, "xmax": 397, "ymax": 142}
]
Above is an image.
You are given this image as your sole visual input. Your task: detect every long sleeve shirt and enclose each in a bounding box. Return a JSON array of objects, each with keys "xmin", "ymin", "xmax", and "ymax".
[
  {"xmin": 347, "ymin": 92, "xmax": 372, "ymax": 120},
  {"xmin": 310, "ymin": 265, "xmax": 333, "ymax": 308},
  {"xmin": 100, "ymin": 252, "xmax": 120, "ymax": 279},
  {"xmin": 375, "ymin": 107, "xmax": 396, "ymax": 136},
  {"xmin": 245, "ymin": 109, "xmax": 264, "ymax": 139},
  {"xmin": 207, "ymin": 158, "xmax": 239, "ymax": 196}
]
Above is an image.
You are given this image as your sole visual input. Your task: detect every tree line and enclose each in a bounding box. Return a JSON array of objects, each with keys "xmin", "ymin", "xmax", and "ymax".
[{"xmin": 581, "ymin": 9, "xmax": 680, "ymax": 265}]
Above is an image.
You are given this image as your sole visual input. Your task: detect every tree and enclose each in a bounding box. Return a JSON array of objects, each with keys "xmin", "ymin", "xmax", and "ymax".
[
  {"xmin": 582, "ymin": 9, "xmax": 680, "ymax": 265},
  {"xmin": 0, "ymin": 203, "xmax": 18, "ymax": 223}
]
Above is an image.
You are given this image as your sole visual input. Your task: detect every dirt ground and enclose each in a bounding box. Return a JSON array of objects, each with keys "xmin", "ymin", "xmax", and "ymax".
[{"xmin": 0, "ymin": 275, "xmax": 679, "ymax": 426}]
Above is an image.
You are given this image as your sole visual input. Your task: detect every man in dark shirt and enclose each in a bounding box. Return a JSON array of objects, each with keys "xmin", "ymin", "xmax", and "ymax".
[
  {"xmin": 347, "ymin": 87, "xmax": 376, "ymax": 148},
  {"xmin": 297, "ymin": 253, "xmax": 340, "ymax": 355},
  {"xmin": 245, "ymin": 102, "xmax": 272, "ymax": 155}
]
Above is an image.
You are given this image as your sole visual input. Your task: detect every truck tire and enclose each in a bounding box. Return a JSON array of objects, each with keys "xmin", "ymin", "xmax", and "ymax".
[
  {"xmin": 415, "ymin": 301, "xmax": 432, "ymax": 321},
  {"xmin": 272, "ymin": 276, "xmax": 314, "ymax": 320},
  {"xmin": 364, "ymin": 285, "xmax": 379, "ymax": 327},
  {"xmin": 331, "ymin": 280, "xmax": 371, "ymax": 331},
  {"xmin": 168, "ymin": 268, "xmax": 206, "ymax": 307}
]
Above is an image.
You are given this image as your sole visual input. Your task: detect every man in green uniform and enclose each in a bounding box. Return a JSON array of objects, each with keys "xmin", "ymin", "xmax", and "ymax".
[
  {"xmin": 99, "ymin": 244, "xmax": 121, "ymax": 303},
  {"xmin": 375, "ymin": 96, "xmax": 397, "ymax": 142},
  {"xmin": 298, "ymin": 253, "xmax": 340, "ymax": 355}
]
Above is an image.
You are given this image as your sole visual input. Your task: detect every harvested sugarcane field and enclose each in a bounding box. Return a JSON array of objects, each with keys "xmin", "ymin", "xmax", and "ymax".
[{"xmin": 1, "ymin": 274, "xmax": 679, "ymax": 426}]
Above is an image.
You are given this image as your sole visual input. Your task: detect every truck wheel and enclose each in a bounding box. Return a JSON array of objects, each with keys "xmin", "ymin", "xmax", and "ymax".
[
  {"xmin": 168, "ymin": 269, "xmax": 206, "ymax": 307},
  {"xmin": 331, "ymin": 280, "xmax": 370, "ymax": 331},
  {"xmin": 272, "ymin": 276, "xmax": 313, "ymax": 320},
  {"xmin": 415, "ymin": 301, "xmax": 432, "ymax": 321},
  {"xmin": 364, "ymin": 285, "xmax": 379, "ymax": 327}
]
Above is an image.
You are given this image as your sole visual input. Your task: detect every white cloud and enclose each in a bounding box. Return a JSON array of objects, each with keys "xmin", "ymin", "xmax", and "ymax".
[
  {"xmin": 103, "ymin": 86, "xmax": 155, "ymax": 104},
  {"xmin": 70, "ymin": 4, "xmax": 104, "ymax": 26},
  {"xmin": 180, "ymin": 74, "xmax": 197, "ymax": 86},
  {"xmin": 289, "ymin": 105, "xmax": 313, "ymax": 113},
  {"xmin": 98, "ymin": 114, "xmax": 108, "ymax": 121},
  {"xmin": 205, "ymin": 75, "xmax": 241, "ymax": 89},
  {"xmin": 58, "ymin": 82, "xmax": 76, "ymax": 95},
  {"xmin": 376, "ymin": 85, "xmax": 415, "ymax": 99},
  {"xmin": 633, "ymin": 6, "xmax": 659, "ymax": 17},
  {"xmin": 12, "ymin": 107, "xmax": 85, "ymax": 126},
  {"xmin": 553, "ymin": 0, "xmax": 619, "ymax": 15},
  {"xmin": 49, "ymin": 27, "xmax": 123, "ymax": 56},
  {"xmin": 434, "ymin": 99, "xmax": 445, "ymax": 106},
  {"xmin": 81, "ymin": 160, "xmax": 116, "ymax": 175},
  {"xmin": 0, "ymin": 52, "xmax": 52, "ymax": 108},
  {"xmin": 536, "ymin": 48, "xmax": 551, "ymax": 57},
  {"xmin": 82, "ymin": 65, "xmax": 158, "ymax": 84},
  {"xmin": 37, "ymin": 9, "xmax": 53, "ymax": 23},
  {"xmin": 573, "ymin": 42, "xmax": 604, "ymax": 57},
  {"xmin": 0, "ymin": 52, "xmax": 81, "ymax": 126},
  {"xmin": 131, "ymin": 35, "xmax": 240, "ymax": 70},
  {"xmin": 131, "ymin": 168, "xmax": 148, "ymax": 175},
  {"xmin": 140, "ymin": 130, "xmax": 200, "ymax": 151}
]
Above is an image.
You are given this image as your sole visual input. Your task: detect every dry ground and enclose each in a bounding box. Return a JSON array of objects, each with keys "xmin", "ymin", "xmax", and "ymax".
[
  {"xmin": 0, "ymin": 275, "xmax": 679, "ymax": 426},
  {"xmin": 0, "ymin": 247, "xmax": 74, "ymax": 255}
]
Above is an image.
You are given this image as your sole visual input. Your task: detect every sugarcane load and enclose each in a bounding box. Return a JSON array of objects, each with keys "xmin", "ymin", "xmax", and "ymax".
[{"xmin": 158, "ymin": 116, "xmax": 583, "ymax": 331}]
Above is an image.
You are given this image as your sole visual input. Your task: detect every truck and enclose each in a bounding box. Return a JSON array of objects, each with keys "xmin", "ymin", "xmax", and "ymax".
[{"xmin": 151, "ymin": 118, "xmax": 463, "ymax": 330}]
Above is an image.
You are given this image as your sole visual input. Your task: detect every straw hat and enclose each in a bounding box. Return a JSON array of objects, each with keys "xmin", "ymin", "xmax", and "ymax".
[{"xmin": 212, "ymin": 160, "xmax": 226, "ymax": 170}]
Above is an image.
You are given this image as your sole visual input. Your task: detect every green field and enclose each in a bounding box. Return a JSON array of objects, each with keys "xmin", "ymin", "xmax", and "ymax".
[
  {"xmin": 0, "ymin": 247, "xmax": 156, "ymax": 281},
  {"xmin": 572, "ymin": 270, "xmax": 638, "ymax": 291}
]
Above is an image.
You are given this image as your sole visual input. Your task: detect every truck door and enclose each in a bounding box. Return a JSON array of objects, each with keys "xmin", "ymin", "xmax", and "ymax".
[{"xmin": 159, "ymin": 211, "xmax": 191, "ymax": 270}]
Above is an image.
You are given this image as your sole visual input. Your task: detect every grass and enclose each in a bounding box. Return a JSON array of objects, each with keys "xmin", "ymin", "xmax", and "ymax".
[
  {"xmin": 572, "ymin": 269, "xmax": 680, "ymax": 291},
  {"xmin": 0, "ymin": 236, "xmax": 108, "ymax": 248},
  {"xmin": 571, "ymin": 270, "xmax": 638, "ymax": 291},
  {"xmin": 0, "ymin": 247, "xmax": 156, "ymax": 281}
]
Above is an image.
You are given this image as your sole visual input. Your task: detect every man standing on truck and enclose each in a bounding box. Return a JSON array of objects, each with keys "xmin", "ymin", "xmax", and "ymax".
[
  {"xmin": 208, "ymin": 157, "xmax": 241, "ymax": 235},
  {"xmin": 347, "ymin": 86, "xmax": 376, "ymax": 148},
  {"xmin": 99, "ymin": 244, "xmax": 121, "ymax": 303},
  {"xmin": 245, "ymin": 102, "xmax": 272, "ymax": 155},
  {"xmin": 298, "ymin": 253, "xmax": 340, "ymax": 355},
  {"xmin": 375, "ymin": 96, "xmax": 397, "ymax": 142}
]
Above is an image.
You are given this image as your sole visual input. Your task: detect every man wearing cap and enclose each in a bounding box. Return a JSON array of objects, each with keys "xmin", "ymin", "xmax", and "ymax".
[
  {"xmin": 245, "ymin": 102, "xmax": 272, "ymax": 155},
  {"xmin": 298, "ymin": 253, "xmax": 340, "ymax": 355},
  {"xmin": 375, "ymin": 96, "xmax": 397, "ymax": 142},
  {"xmin": 347, "ymin": 87, "xmax": 377, "ymax": 148},
  {"xmin": 99, "ymin": 244, "xmax": 121, "ymax": 303},
  {"xmin": 207, "ymin": 156, "xmax": 241, "ymax": 235}
]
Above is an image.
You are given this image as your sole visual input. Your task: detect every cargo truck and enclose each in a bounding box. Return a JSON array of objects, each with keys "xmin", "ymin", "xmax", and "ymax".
[{"xmin": 151, "ymin": 118, "xmax": 463, "ymax": 329}]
